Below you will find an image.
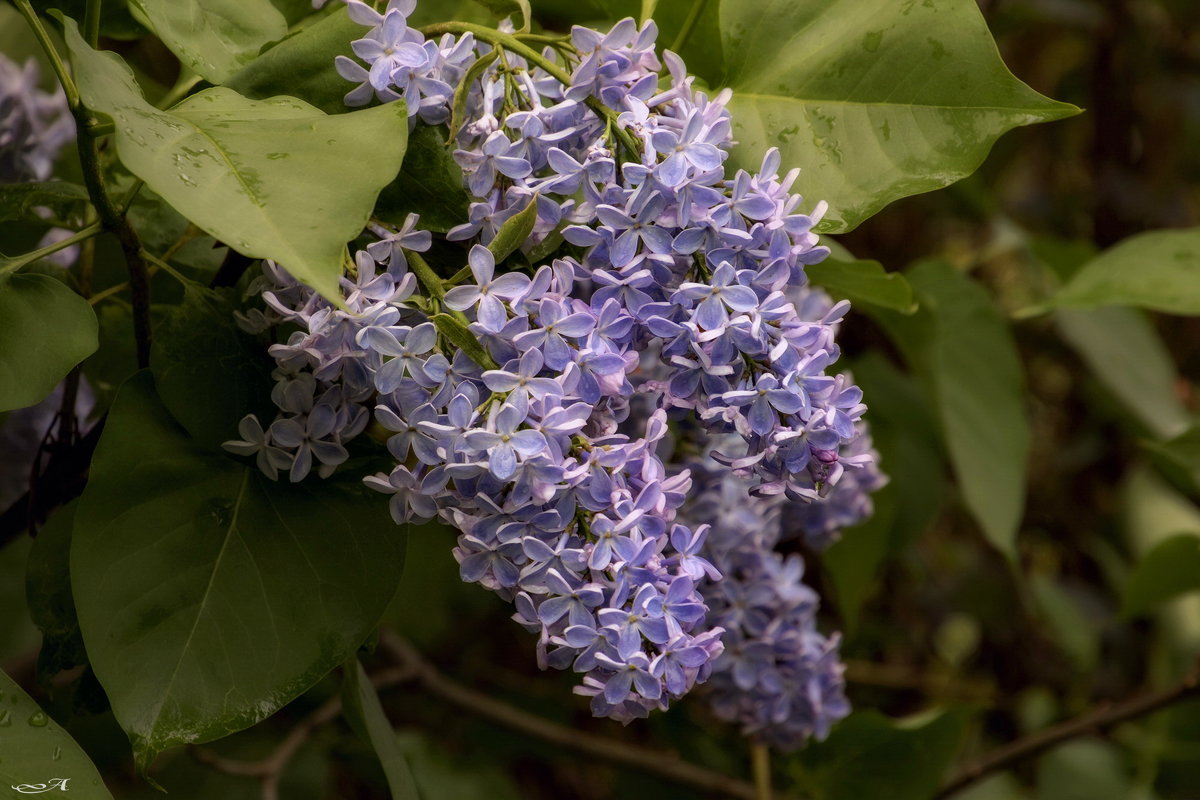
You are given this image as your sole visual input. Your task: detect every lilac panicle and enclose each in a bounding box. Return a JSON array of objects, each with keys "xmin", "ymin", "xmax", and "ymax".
[{"xmin": 226, "ymin": 2, "xmax": 886, "ymax": 742}]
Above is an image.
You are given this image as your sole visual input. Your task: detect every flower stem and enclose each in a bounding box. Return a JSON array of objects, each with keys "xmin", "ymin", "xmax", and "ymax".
[
  {"xmin": 405, "ymin": 248, "xmax": 446, "ymax": 301},
  {"xmin": 83, "ymin": 0, "xmax": 102, "ymax": 47},
  {"xmin": 0, "ymin": 222, "xmax": 103, "ymax": 280},
  {"xmin": 419, "ymin": 22, "xmax": 641, "ymax": 162},
  {"xmin": 12, "ymin": 0, "xmax": 81, "ymax": 109},
  {"xmin": 751, "ymin": 743, "xmax": 773, "ymax": 800}
]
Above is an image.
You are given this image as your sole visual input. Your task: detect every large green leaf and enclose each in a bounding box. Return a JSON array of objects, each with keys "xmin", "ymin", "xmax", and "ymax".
[
  {"xmin": 1121, "ymin": 533, "xmax": 1200, "ymax": 619},
  {"xmin": 25, "ymin": 502, "xmax": 88, "ymax": 680},
  {"xmin": 63, "ymin": 18, "xmax": 409, "ymax": 302},
  {"xmin": 72, "ymin": 372, "xmax": 405, "ymax": 768},
  {"xmin": 0, "ymin": 273, "xmax": 99, "ymax": 412},
  {"xmin": 719, "ymin": 0, "xmax": 1079, "ymax": 232},
  {"xmin": 872, "ymin": 262, "xmax": 1029, "ymax": 559},
  {"xmin": 375, "ymin": 124, "xmax": 471, "ymax": 233},
  {"xmin": 225, "ymin": 5, "xmax": 364, "ymax": 114},
  {"xmin": 806, "ymin": 258, "xmax": 916, "ymax": 313},
  {"xmin": 0, "ymin": 667, "xmax": 112, "ymax": 799},
  {"xmin": 790, "ymin": 710, "xmax": 967, "ymax": 800},
  {"xmin": 1056, "ymin": 307, "xmax": 1190, "ymax": 440},
  {"xmin": 342, "ymin": 659, "xmax": 420, "ymax": 799},
  {"xmin": 151, "ymin": 284, "xmax": 275, "ymax": 450},
  {"xmin": 128, "ymin": 0, "xmax": 288, "ymax": 84},
  {"xmin": 1050, "ymin": 228, "xmax": 1200, "ymax": 314}
]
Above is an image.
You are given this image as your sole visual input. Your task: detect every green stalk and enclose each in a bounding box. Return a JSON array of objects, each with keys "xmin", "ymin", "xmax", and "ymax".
[
  {"xmin": 751, "ymin": 743, "xmax": 772, "ymax": 800},
  {"xmin": 83, "ymin": 0, "xmax": 101, "ymax": 47},
  {"xmin": 419, "ymin": 22, "xmax": 641, "ymax": 162},
  {"xmin": 406, "ymin": 248, "xmax": 447, "ymax": 301},
  {"xmin": 0, "ymin": 222, "xmax": 103, "ymax": 280},
  {"xmin": 12, "ymin": 0, "xmax": 80, "ymax": 109}
]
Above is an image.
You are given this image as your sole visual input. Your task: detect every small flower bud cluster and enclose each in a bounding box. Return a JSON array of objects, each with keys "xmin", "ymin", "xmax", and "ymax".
[{"xmin": 227, "ymin": 2, "xmax": 884, "ymax": 733}]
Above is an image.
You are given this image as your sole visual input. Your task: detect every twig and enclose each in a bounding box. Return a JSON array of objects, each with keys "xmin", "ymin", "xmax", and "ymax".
[
  {"xmin": 936, "ymin": 659, "xmax": 1200, "ymax": 798},
  {"xmin": 190, "ymin": 665, "xmax": 418, "ymax": 800},
  {"xmin": 378, "ymin": 630, "xmax": 766, "ymax": 800}
]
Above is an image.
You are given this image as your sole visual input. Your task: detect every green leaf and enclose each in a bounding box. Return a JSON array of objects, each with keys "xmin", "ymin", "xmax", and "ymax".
[
  {"xmin": 63, "ymin": 18, "xmax": 409, "ymax": 303},
  {"xmin": 0, "ymin": 667, "xmax": 112, "ymax": 799},
  {"xmin": 0, "ymin": 273, "xmax": 99, "ymax": 412},
  {"xmin": 375, "ymin": 124, "xmax": 471, "ymax": 233},
  {"xmin": 395, "ymin": 731, "xmax": 524, "ymax": 800},
  {"xmin": 432, "ymin": 313, "xmax": 498, "ymax": 370},
  {"xmin": 1056, "ymin": 307, "xmax": 1190, "ymax": 440},
  {"xmin": 488, "ymin": 193, "xmax": 539, "ymax": 263},
  {"xmin": 341, "ymin": 659, "xmax": 421, "ymax": 799},
  {"xmin": 825, "ymin": 354, "xmax": 946, "ymax": 632},
  {"xmin": 719, "ymin": 0, "xmax": 1079, "ymax": 232},
  {"xmin": 805, "ymin": 258, "xmax": 916, "ymax": 313},
  {"xmin": 128, "ymin": 0, "xmax": 288, "ymax": 84},
  {"xmin": 791, "ymin": 710, "xmax": 967, "ymax": 800},
  {"xmin": 0, "ymin": 180, "xmax": 90, "ymax": 223},
  {"xmin": 1036, "ymin": 741, "xmax": 1133, "ymax": 800},
  {"xmin": 1030, "ymin": 574, "xmax": 1098, "ymax": 671},
  {"xmin": 1143, "ymin": 424, "xmax": 1200, "ymax": 501},
  {"xmin": 72, "ymin": 371, "xmax": 405, "ymax": 768},
  {"xmin": 1050, "ymin": 228, "xmax": 1200, "ymax": 314},
  {"xmin": 25, "ymin": 502, "xmax": 87, "ymax": 679},
  {"xmin": 151, "ymin": 284, "xmax": 275, "ymax": 450},
  {"xmin": 1121, "ymin": 533, "xmax": 1200, "ymax": 618},
  {"xmin": 872, "ymin": 262, "xmax": 1029, "ymax": 559},
  {"xmin": 225, "ymin": 5, "xmax": 364, "ymax": 114},
  {"xmin": 474, "ymin": 0, "xmax": 531, "ymax": 32}
]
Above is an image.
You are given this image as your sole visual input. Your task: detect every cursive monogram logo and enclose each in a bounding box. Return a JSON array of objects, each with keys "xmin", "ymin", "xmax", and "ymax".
[{"xmin": 10, "ymin": 779, "xmax": 70, "ymax": 794}]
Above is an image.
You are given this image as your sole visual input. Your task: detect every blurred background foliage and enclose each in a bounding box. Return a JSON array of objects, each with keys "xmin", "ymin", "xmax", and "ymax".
[{"xmin": 3, "ymin": 0, "xmax": 1200, "ymax": 798}]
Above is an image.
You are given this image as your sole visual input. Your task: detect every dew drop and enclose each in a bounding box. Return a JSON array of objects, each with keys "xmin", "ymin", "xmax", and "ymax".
[
  {"xmin": 52, "ymin": 746, "xmax": 62, "ymax": 761},
  {"xmin": 27, "ymin": 711, "xmax": 48, "ymax": 727},
  {"xmin": 0, "ymin": 709, "xmax": 12, "ymax": 727}
]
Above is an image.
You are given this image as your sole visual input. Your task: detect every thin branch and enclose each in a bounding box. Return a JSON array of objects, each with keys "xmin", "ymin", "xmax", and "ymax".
[
  {"xmin": 378, "ymin": 631, "xmax": 767, "ymax": 800},
  {"xmin": 936, "ymin": 659, "xmax": 1200, "ymax": 798}
]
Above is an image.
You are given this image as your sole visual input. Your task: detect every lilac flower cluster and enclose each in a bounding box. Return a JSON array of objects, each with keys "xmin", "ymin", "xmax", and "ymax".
[
  {"xmin": 226, "ymin": 2, "xmax": 884, "ymax": 736},
  {"xmin": 0, "ymin": 52, "xmax": 73, "ymax": 183},
  {"xmin": 679, "ymin": 456, "xmax": 850, "ymax": 749}
]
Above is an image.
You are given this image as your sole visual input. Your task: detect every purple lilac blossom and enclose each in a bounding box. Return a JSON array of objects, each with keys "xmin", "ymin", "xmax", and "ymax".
[
  {"xmin": 0, "ymin": 53, "xmax": 74, "ymax": 183},
  {"xmin": 226, "ymin": 6, "xmax": 885, "ymax": 737}
]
